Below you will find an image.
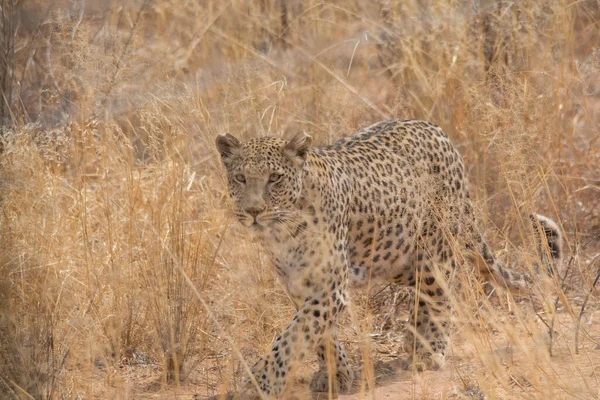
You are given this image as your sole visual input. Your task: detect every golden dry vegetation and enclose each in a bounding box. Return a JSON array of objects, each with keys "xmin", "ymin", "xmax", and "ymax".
[{"xmin": 0, "ymin": 0, "xmax": 599, "ymax": 399}]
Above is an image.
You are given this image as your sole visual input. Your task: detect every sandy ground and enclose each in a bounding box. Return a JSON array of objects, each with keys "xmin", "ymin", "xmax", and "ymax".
[{"xmin": 93, "ymin": 306, "xmax": 600, "ymax": 399}]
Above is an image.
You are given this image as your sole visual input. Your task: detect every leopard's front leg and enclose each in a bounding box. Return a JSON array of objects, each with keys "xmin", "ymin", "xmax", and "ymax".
[
  {"xmin": 242, "ymin": 285, "xmax": 348, "ymax": 397},
  {"xmin": 309, "ymin": 328, "xmax": 354, "ymax": 393},
  {"xmin": 242, "ymin": 230, "xmax": 351, "ymax": 397}
]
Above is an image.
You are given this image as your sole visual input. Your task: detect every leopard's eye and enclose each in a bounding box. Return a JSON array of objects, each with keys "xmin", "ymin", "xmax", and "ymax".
[
  {"xmin": 234, "ymin": 174, "xmax": 246, "ymax": 184},
  {"xmin": 268, "ymin": 173, "xmax": 283, "ymax": 183}
]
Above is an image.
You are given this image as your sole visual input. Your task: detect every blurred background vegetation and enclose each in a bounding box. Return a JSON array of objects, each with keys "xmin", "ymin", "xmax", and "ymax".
[{"xmin": 0, "ymin": 0, "xmax": 598, "ymax": 398}]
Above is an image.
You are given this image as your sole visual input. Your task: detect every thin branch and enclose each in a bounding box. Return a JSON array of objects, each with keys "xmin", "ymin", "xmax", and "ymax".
[
  {"xmin": 548, "ymin": 253, "xmax": 576, "ymax": 356},
  {"xmin": 575, "ymin": 253, "xmax": 600, "ymax": 354},
  {"xmin": 1, "ymin": 0, "xmax": 10, "ymax": 127},
  {"xmin": 70, "ymin": 0, "xmax": 85, "ymax": 40},
  {"xmin": 94, "ymin": 0, "xmax": 150, "ymax": 118}
]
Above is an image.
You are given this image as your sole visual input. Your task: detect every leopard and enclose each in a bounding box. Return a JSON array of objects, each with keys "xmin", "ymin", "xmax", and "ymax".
[{"xmin": 215, "ymin": 119, "xmax": 563, "ymax": 398}]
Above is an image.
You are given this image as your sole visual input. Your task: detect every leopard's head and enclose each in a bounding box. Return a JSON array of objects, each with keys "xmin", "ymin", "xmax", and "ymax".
[{"xmin": 215, "ymin": 132, "xmax": 312, "ymax": 229}]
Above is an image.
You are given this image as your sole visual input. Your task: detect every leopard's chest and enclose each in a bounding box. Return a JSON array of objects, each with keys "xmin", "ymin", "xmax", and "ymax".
[
  {"xmin": 258, "ymin": 223, "xmax": 308, "ymax": 279},
  {"xmin": 258, "ymin": 218, "xmax": 337, "ymax": 305}
]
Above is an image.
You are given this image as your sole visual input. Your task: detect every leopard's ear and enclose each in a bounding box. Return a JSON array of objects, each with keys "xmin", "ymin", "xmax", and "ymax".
[
  {"xmin": 215, "ymin": 133, "xmax": 241, "ymax": 166},
  {"xmin": 283, "ymin": 131, "xmax": 312, "ymax": 165}
]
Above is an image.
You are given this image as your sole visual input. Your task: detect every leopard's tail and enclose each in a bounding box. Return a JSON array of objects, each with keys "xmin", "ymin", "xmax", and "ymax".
[
  {"xmin": 529, "ymin": 213, "xmax": 564, "ymax": 276},
  {"xmin": 473, "ymin": 214, "xmax": 563, "ymax": 293}
]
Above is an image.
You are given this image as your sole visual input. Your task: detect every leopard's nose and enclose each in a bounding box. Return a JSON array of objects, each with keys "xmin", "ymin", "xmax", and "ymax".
[{"xmin": 245, "ymin": 207, "xmax": 265, "ymax": 218}]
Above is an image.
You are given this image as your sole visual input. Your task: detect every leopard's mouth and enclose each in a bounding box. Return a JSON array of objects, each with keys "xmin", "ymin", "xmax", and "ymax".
[
  {"xmin": 235, "ymin": 209, "xmax": 284, "ymax": 229},
  {"xmin": 237, "ymin": 213, "xmax": 265, "ymax": 229},
  {"xmin": 251, "ymin": 221, "xmax": 264, "ymax": 230}
]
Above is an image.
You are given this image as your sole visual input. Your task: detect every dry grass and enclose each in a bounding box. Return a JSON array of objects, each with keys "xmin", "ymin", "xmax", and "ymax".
[{"xmin": 0, "ymin": 0, "xmax": 599, "ymax": 398}]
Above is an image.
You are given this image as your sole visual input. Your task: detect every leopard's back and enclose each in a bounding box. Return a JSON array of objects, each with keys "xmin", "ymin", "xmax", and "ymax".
[{"xmin": 306, "ymin": 119, "xmax": 470, "ymax": 285}]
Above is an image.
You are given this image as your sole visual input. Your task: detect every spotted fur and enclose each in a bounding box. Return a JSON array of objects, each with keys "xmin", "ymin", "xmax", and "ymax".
[{"xmin": 215, "ymin": 119, "xmax": 563, "ymax": 397}]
